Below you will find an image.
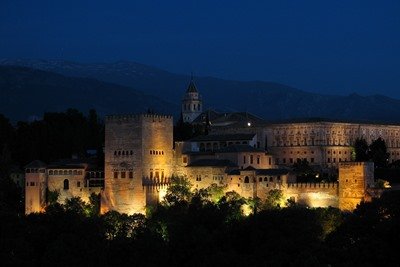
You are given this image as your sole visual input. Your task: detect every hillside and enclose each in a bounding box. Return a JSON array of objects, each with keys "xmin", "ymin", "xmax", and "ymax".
[
  {"xmin": 1, "ymin": 59, "xmax": 400, "ymax": 123},
  {"xmin": 0, "ymin": 66, "xmax": 177, "ymax": 122}
]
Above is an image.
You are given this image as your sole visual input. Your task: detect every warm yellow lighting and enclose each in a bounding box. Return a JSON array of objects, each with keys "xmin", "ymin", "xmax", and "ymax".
[
  {"xmin": 158, "ymin": 187, "xmax": 167, "ymax": 202},
  {"xmin": 241, "ymin": 204, "xmax": 252, "ymax": 216}
]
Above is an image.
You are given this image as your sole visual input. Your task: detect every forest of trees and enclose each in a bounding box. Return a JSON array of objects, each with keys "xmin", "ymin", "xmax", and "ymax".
[
  {"xmin": 0, "ymin": 174, "xmax": 399, "ymax": 266},
  {"xmin": 0, "ymin": 109, "xmax": 104, "ymax": 174}
]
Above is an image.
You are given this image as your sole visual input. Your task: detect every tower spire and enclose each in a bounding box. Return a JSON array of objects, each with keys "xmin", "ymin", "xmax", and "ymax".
[{"xmin": 182, "ymin": 74, "xmax": 202, "ymax": 123}]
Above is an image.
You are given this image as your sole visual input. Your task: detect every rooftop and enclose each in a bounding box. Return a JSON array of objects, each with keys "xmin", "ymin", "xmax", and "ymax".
[
  {"xmin": 228, "ymin": 168, "xmax": 290, "ymax": 176},
  {"xmin": 25, "ymin": 160, "xmax": 47, "ymax": 169},
  {"xmin": 187, "ymin": 159, "xmax": 237, "ymax": 167},
  {"xmin": 191, "ymin": 110, "xmax": 267, "ymax": 127},
  {"xmin": 216, "ymin": 145, "xmax": 265, "ymax": 153},
  {"xmin": 190, "ymin": 133, "xmax": 255, "ymax": 142},
  {"xmin": 186, "ymin": 80, "xmax": 198, "ymax": 93}
]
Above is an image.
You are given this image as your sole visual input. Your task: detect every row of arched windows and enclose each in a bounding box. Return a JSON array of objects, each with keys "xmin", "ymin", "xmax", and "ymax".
[
  {"xmin": 243, "ymin": 176, "xmax": 281, "ymax": 183},
  {"xmin": 49, "ymin": 169, "xmax": 83, "ymax": 175},
  {"xmin": 114, "ymin": 150, "xmax": 134, "ymax": 156},
  {"xmin": 26, "ymin": 168, "xmax": 46, "ymax": 173},
  {"xmin": 150, "ymin": 150, "xmax": 164, "ymax": 155}
]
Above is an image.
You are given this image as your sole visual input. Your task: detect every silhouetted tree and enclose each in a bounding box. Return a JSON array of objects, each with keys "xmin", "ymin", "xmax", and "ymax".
[
  {"xmin": 354, "ymin": 138, "xmax": 369, "ymax": 161},
  {"xmin": 369, "ymin": 137, "xmax": 389, "ymax": 168}
]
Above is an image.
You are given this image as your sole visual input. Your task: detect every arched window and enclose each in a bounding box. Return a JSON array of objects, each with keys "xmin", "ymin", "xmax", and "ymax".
[
  {"xmin": 122, "ymin": 151, "xmax": 125, "ymax": 155},
  {"xmin": 244, "ymin": 176, "xmax": 249, "ymax": 183},
  {"xmin": 68, "ymin": 170, "xmax": 73, "ymax": 175},
  {"xmin": 264, "ymin": 177, "xmax": 268, "ymax": 181},
  {"xmin": 49, "ymin": 170, "xmax": 53, "ymax": 175},
  {"xmin": 63, "ymin": 179, "xmax": 69, "ymax": 190},
  {"xmin": 269, "ymin": 177, "xmax": 273, "ymax": 182},
  {"xmin": 199, "ymin": 143, "xmax": 205, "ymax": 152},
  {"xmin": 54, "ymin": 170, "xmax": 58, "ymax": 175},
  {"xmin": 114, "ymin": 151, "xmax": 117, "ymax": 156},
  {"xmin": 73, "ymin": 170, "xmax": 77, "ymax": 175},
  {"xmin": 118, "ymin": 151, "xmax": 121, "ymax": 156},
  {"xmin": 63, "ymin": 170, "xmax": 68, "ymax": 175}
]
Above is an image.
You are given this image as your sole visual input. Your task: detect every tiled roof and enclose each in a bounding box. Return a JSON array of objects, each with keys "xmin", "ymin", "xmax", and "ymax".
[
  {"xmin": 187, "ymin": 159, "xmax": 237, "ymax": 167},
  {"xmin": 216, "ymin": 145, "xmax": 265, "ymax": 153},
  {"xmin": 191, "ymin": 110, "xmax": 267, "ymax": 127},
  {"xmin": 190, "ymin": 133, "xmax": 255, "ymax": 142},
  {"xmin": 256, "ymin": 169, "xmax": 290, "ymax": 176},
  {"xmin": 25, "ymin": 160, "xmax": 47, "ymax": 169},
  {"xmin": 47, "ymin": 165, "xmax": 86, "ymax": 169}
]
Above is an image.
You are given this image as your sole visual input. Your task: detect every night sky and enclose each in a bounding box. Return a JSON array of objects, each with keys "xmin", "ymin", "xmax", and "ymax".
[{"xmin": 1, "ymin": 0, "xmax": 399, "ymax": 98}]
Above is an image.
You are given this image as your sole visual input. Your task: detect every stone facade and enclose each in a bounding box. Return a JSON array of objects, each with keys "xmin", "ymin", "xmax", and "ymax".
[
  {"xmin": 338, "ymin": 162, "xmax": 374, "ymax": 211},
  {"xmin": 101, "ymin": 114, "xmax": 174, "ymax": 214},
  {"xmin": 25, "ymin": 161, "xmax": 103, "ymax": 214},
  {"xmin": 213, "ymin": 121, "xmax": 400, "ymax": 168},
  {"xmin": 25, "ymin": 162, "xmax": 47, "ymax": 214}
]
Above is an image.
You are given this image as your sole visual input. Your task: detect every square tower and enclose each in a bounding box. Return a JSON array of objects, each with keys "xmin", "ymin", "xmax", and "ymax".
[
  {"xmin": 338, "ymin": 161, "xmax": 374, "ymax": 211},
  {"xmin": 102, "ymin": 114, "xmax": 173, "ymax": 214}
]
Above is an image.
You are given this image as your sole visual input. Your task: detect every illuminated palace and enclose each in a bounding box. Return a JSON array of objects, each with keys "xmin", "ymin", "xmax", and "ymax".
[{"xmin": 25, "ymin": 80, "xmax": 400, "ymax": 214}]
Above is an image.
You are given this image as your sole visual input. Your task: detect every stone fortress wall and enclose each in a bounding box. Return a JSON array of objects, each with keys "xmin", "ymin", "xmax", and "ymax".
[{"xmin": 25, "ymin": 77, "xmax": 391, "ymax": 215}]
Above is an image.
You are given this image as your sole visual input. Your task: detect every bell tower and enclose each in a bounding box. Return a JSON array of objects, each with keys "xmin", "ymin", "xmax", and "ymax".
[{"xmin": 182, "ymin": 76, "xmax": 202, "ymax": 123}]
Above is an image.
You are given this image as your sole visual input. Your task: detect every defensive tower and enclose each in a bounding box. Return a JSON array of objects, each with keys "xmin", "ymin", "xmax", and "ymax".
[{"xmin": 102, "ymin": 114, "xmax": 174, "ymax": 214}]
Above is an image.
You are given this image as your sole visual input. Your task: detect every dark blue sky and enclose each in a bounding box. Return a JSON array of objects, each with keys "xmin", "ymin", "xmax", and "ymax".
[{"xmin": 1, "ymin": 0, "xmax": 399, "ymax": 98}]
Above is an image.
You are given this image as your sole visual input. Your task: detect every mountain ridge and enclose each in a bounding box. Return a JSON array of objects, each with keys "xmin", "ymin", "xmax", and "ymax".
[
  {"xmin": 0, "ymin": 65, "xmax": 178, "ymax": 122},
  {"xmin": 1, "ymin": 59, "xmax": 400, "ymax": 123}
]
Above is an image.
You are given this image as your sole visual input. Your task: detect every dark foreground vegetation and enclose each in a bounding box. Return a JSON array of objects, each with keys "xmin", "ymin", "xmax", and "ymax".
[
  {"xmin": 1, "ymin": 174, "xmax": 400, "ymax": 266},
  {"xmin": 1, "ymin": 110, "xmax": 400, "ymax": 266}
]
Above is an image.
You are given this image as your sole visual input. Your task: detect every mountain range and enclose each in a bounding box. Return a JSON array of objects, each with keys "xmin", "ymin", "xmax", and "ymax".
[{"xmin": 1, "ymin": 58, "xmax": 400, "ymax": 123}]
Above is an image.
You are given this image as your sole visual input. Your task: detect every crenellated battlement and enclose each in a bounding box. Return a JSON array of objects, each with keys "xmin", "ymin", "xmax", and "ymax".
[
  {"xmin": 106, "ymin": 113, "xmax": 173, "ymax": 122},
  {"xmin": 339, "ymin": 162, "xmax": 370, "ymax": 167},
  {"xmin": 286, "ymin": 182, "xmax": 338, "ymax": 189},
  {"xmin": 142, "ymin": 177, "xmax": 171, "ymax": 186}
]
